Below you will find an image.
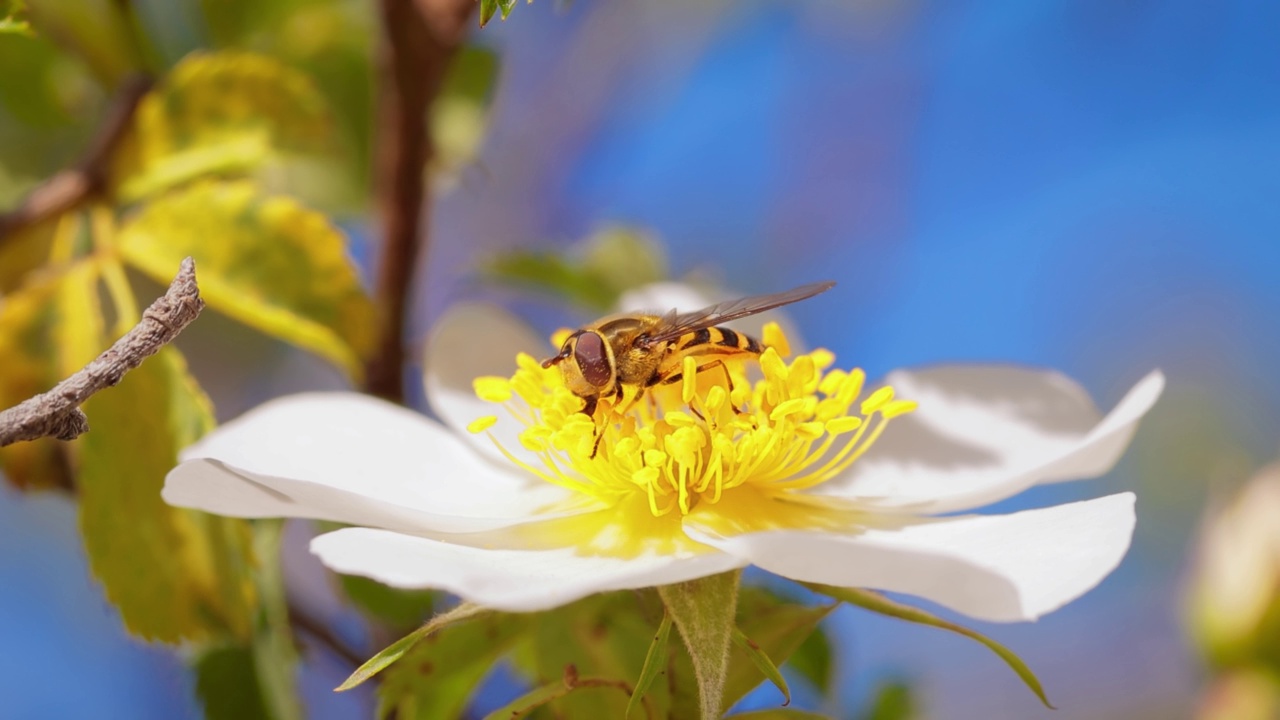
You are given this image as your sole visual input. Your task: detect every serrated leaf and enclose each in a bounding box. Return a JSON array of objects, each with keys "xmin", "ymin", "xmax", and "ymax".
[
  {"xmin": 807, "ymin": 584, "xmax": 1053, "ymax": 709},
  {"xmin": 118, "ymin": 180, "xmax": 375, "ymax": 379},
  {"xmin": 0, "ymin": 259, "xmax": 101, "ymax": 490},
  {"xmin": 340, "ymin": 575, "xmax": 438, "ymax": 631},
  {"xmin": 78, "ymin": 346, "xmax": 257, "ymax": 642},
  {"xmin": 195, "ymin": 645, "xmax": 271, "ymax": 720},
  {"xmin": 511, "ymin": 591, "xmax": 671, "ymax": 719},
  {"xmin": 339, "ymin": 601, "xmax": 489, "ymax": 691},
  {"xmin": 377, "ymin": 612, "xmax": 529, "ymax": 719},
  {"xmin": 479, "ymin": 0, "xmax": 498, "ymax": 27},
  {"xmin": 109, "ymin": 50, "xmax": 332, "ymax": 202},
  {"xmin": 628, "ymin": 613, "xmax": 671, "ymax": 719},
  {"xmin": 722, "ymin": 588, "xmax": 835, "ymax": 711},
  {"xmin": 731, "ymin": 627, "xmax": 791, "ymax": 707}
]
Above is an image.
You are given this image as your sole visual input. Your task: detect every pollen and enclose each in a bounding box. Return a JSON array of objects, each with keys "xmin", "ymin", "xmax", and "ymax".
[{"xmin": 472, "ymin": 326, "xmax": 915, "ymax": 521}]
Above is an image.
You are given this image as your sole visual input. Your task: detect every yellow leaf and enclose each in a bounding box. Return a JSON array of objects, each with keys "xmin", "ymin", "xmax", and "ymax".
[
  {"xmin": 78, "ymin": 346, "xmax": 256, "ymax": 642},
  {"xmin": 0, "ymin": 217, "xmax": 54, "ymax": 294},
  {"xmin": 110, "ymin": 50, "xmax": 332, "ymax": 202},
  {"xmin": 118, "ymin": 180, "xmax": 374, "ymax": 378},
  {"xmin": 0, "ymin": 259, "xmax": 102, "ymax": 490}
]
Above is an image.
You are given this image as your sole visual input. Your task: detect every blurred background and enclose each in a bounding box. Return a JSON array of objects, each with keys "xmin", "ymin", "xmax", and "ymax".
[{"xmin": 2, "ymin": 0, "xmax": 1279, "ymax": 718}]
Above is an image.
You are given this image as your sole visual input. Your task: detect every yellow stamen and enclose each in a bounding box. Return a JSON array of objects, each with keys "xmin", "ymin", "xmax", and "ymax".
[
  {"xmin": 470, "ymin": 324, "xmax": 915, "ymax": 536},
  {"xmin": 467, "ymin": 415, "xmax": 498, "ymax": 433}
]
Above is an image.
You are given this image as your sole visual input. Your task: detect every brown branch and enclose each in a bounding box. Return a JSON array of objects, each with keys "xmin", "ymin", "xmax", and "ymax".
[
  {"xmin": 364, "ymin": 0, "xmax": 475, "ymax": 403},
  {"xmin": 0, "ymin": 75, "xmax": 153, "ymax": 242},
  {"xmin": 0, "ymin": 258, "xmax": 204, "ymax": 447}
]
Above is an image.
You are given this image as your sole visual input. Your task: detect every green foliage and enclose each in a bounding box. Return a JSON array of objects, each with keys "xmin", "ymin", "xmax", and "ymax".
[
  {"xmin": 0, "ymin": 256, "xmax": 97, "ymax": 490},
  {"xmin": 118, "ymin": 179, "xmax": 376, "ymax": 379},
  {"xmin": 858, "ymin": 680, "xmax": 916, "ymax": 720},
  {"xmin": 0, "ymin": 0, "xmax": 32, "ymax": 36},
  {"xmin": 79, "ymin": 345, "xmax": 258, "ymax": 642},
  {"xmin": 340, "ymin": 575, "xmax": 438, "ymax": 632},
  {"xmin": 628, "ymin": 613, "xmax": 672, "ymax": 719},
  {"xmin": 433, "ymin": 45, "xmax": 499, "ymax": 179},
  {"xmin": 339, "ymin": 602, "xmax": 491, "ymax": 691},
  {"xmin": 807, "ymin": 584, "xmax": 1054, "ymax": 709},
  {"xmin": 376, "ymin": 612, "xmax": 529, "ymax": 719},
  {"xmin": 109, "ymin": 51, "xmax": 332, "ymax": 202},
  {"xmin": 485, "ymin": 226, "xmax": 671, "ymax": 312},
  {"xmin": 195, "ymin": 646, "xmax": 272, "ymax": 720},
  {"xmin": 787, "ymin": 618, "xmax": 834, "ymax": 695},
  {"xmin": 724, "ymin": 588, "xmax": 836, "ymax": 711}
]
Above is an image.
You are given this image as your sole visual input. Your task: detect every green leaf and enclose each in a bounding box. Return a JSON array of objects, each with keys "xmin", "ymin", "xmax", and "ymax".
[
  {"xmin": 78, "ymin": 345, "xmax": 257, "ymax": 642},
  {"xmin": 722, "ymin": 588, "xmax": 835, "ymax": 711},
  {"xmin": 497, "ymin": 0, "xmax": 518, "ymax": 20},
  {"xmin": 338, "ymin": 601, "xmax": 489, "ymax": 691},
  {"xmin": 0, "ymin": 16, "xmax": 32, "ymax": 36},
  {"xmin": 478, "ymin": 0, "xmax": 497, "ymax": 27},
  {"xmin": 787, "ymin": 622, "xmax": 833, "ymax": 695},
  {"xmin": 483, "ymin": 670, "xmax": 644, "ymax": 720},
  {"xmin": 377, "ymin": 612, "xmax": 529, "ymax": 719},
  {"xmin": 731, "ymin": 628, "xmax": 791, "ymax": 707},
  {"xmin": 0, "ymin": 258, "xmax": 100, "ymax": 490},
  {"xmin": 807, "ymin": 584, "xmax": 1054, "ymax": 709},
  {"xmin": 432, "ymin": 45, "xmax": 498, "ymax": 178},
  {"xmin": 340, "ymin": 575, "xmax": 437, "ymax": 631},
  {"xmin": 858, "ymin": 680, "xmax": 915, "ymax": 720},
  {"xmin": 628, "ymin": 613, "xmax": 672, "ymax": 719},
  {"xmin": 511, "ymin": 591, "xmax": 670, "ymax": 720},
  {"xmin": 483, "ymin": 226, "xmax": 669, "ymax": 312},
  {"xmin": 195, "ymin": 645, "xmax": 271, "ymax": 720},
  {"xmin": 250, "ymin": 520, "xmax": 302, "ymax": 720},
  {"xmin": 658, "ymin": 570, "xmax": 742, "ymax": 720},
  {"xmin": 118, "ymin": 180, "xmax": 375, "ymax": 379},
  {"xmin": 109, "ymin": 50, "xmax": 332, "ymax": 202},
  {"xmin": 22, "ymin": 0, "xmax": 144, "ymax": 87}
]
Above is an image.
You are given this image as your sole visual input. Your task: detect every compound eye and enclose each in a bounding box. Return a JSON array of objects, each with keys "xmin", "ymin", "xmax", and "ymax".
[{"xmin": 573, "ymin": 332, "xmax": 613, "ymax": 388}]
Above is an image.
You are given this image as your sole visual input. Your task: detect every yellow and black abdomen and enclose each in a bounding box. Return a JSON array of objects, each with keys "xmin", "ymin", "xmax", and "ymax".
[{"xmin": 677, "ymin": 326, "xmax": 764, "ymax": 356}]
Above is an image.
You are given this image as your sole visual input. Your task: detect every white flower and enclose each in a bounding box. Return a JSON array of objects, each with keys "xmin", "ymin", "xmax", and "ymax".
[{"xmin": 164, "ymin": 286, "xmax": 1163, "ymax": 621}]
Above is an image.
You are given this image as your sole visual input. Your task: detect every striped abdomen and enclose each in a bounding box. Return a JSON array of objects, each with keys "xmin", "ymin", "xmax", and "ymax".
[{"xmin": 676, "ymin": 326, "xmax": 764, "ymax": 356}]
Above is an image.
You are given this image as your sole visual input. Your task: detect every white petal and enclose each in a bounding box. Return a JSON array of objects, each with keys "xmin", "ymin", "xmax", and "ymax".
[
  {"xmin": 424, "ymin": 303, "xmax": 549, "ymax": 466},
  {"xmin": 617, "ymin": 281, "xmax": 812, "ymax": 350},
  {"xmin": 685, "ymin": 493, "xmax": 1136, "ymax": 622},
  {"xmin": 617, "ymin": 282, "xmax": 716, "ymax": 314},
  {"xmin": 815, "ymin": 368, "xmax": 1163, "ymax": 514},
  {"xmin": 310, "ymin": 527, "xmax": 745, "ymax": 612},
  {"xmin": 164, "ymin": 393, "xmax": 569, "ymax": 533}
]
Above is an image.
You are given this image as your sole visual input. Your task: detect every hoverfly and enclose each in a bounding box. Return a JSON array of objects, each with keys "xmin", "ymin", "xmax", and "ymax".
[{"xmin": 541, "ymin": 281, "xmax": 835, "ymax": 419}]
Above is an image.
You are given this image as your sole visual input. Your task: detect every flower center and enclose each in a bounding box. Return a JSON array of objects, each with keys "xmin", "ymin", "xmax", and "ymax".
[{"xmin": 468, "ymin": 323, "xmax": 915, "ymax": 518}]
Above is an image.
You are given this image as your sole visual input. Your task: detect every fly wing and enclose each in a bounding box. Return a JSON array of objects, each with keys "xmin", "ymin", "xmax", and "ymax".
[{"xmin": 642, "ymin": 281, "xmax": 835, "ymax": 345}]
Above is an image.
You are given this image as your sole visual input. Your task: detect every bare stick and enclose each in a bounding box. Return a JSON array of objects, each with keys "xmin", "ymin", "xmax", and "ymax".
[
  {"xmin": 365, "ymin": 0, "xmax": 474, "ymax": 403},
  {"xmin": 0, "ymin": 75, "xmax": 153, "ymax": 243},
  {"xmin": 0, "ymin": 257, "xmax": 205, "ymax": 447}
]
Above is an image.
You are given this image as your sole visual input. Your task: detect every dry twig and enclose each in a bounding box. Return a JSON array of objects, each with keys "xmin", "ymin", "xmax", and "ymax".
[{"xmin": 0, "ymin": 257, "xmax": 205, "ymax": 447}]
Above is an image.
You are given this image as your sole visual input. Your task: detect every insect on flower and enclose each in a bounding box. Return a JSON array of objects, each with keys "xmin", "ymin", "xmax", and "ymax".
[{"xmin": 541, "ymin": 281, "xmax": 836, "ymax": 420}]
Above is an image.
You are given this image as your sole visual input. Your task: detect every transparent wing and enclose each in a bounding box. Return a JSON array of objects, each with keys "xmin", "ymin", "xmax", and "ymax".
[{"xmin": 643, "ymin": 281, "xmax": 835, "ymax": 345}]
